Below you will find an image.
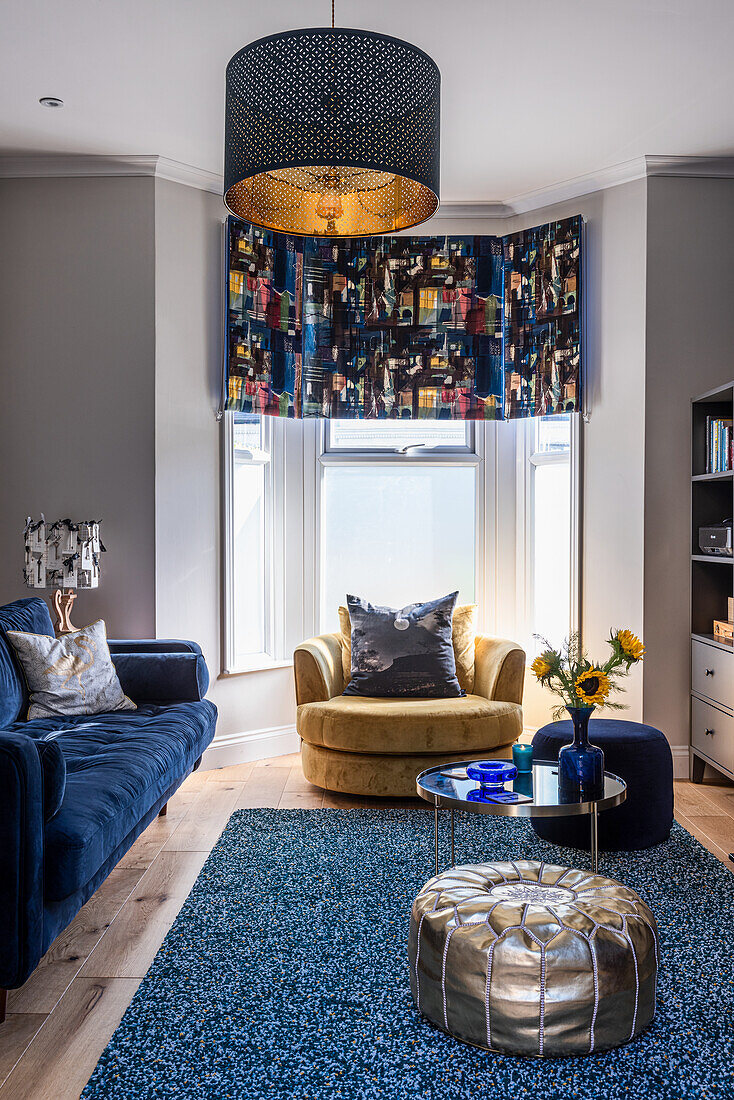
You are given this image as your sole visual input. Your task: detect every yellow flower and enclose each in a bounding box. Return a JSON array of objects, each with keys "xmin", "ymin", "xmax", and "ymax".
[
  {"xmin": 617, "ymin": 629, "xmax": 644, "ymax": 662},
  {"xmin": 531, "ymin": 656, "xmax": 551, "ymax": 680},
  {"xmin": 575, "ymin": 668, "xmax": 611, "ymax": 706}
]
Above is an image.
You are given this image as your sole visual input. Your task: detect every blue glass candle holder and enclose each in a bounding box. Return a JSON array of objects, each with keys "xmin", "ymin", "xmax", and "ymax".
[{"xmin": 466, "ymin": 760, "xmax": 517, "ymax": 791}]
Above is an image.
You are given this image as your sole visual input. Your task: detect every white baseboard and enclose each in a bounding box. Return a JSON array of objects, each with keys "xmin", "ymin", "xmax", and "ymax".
[
  {"xmin": 672, "ymin": 746, "xmax": 690, "ymax": 779},
  {"xmin": 201, "ymin": 724, "xmax": 299, "ymax": 770}
]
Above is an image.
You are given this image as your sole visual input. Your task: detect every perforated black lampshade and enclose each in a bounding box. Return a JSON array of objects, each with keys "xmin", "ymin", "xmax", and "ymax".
[{"xmin": 224, "ymin": 28, "xmax": 441, "ymax": 236}]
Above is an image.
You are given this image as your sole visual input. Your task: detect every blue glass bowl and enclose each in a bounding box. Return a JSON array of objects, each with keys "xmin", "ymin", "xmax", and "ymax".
[{"xmin": 466, "ymin": 760, "xmax": 517, "ymax": 790}]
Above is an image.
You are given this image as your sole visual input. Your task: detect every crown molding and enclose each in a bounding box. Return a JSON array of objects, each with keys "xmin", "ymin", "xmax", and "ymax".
[
  {"xmin": 0, "ymin": 153, "xmax": 223, "ymax": 195},
  {"xmin": 508, "ymin": 158, "xmax": 649, "ymax": 215},
  {"xmin": 432, "ymin": 200, "xmax": 512, "ymax": 220},
  {"xmin": 3, "ymin": 152, "xmax": 734, "ymax": 217},
  {"xmin": 508, "ymin": 154, "xmax": 734, "ymax": 215}
]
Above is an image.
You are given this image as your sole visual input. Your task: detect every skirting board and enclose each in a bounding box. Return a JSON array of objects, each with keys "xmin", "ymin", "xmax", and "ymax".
[
  {"xmin": 201, "ymin": 726, "xmax": 691, "ymax": 778},
  {"xmin": 201, "ymin": 724, "xmax": 300, "ymax": 770}
]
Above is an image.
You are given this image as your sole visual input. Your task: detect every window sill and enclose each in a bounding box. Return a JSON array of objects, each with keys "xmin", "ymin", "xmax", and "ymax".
[{"xmin": 220, "ymin": 657, "xmax": 293, "ymax": 677}]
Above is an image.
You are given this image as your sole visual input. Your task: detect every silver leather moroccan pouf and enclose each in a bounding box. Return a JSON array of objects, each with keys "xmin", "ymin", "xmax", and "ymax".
[{"xmin": 408, "ymin": 861, "xmax": 658, "ymax": 1057}]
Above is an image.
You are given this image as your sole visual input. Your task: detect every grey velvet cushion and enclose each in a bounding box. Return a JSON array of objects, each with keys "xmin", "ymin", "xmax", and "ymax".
[{"xmin": 6, "ymin": 619, "xmax": 136, "ymax": 720}]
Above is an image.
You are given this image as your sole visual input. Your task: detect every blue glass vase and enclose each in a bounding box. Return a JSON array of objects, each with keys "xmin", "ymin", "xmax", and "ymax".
[{"xmin": 558, "ymin": 707, "xmax": 605, "ymax": 802}]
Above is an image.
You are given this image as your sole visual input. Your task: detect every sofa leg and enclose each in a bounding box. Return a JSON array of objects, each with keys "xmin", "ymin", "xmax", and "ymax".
[
  {"xmin": 158, "ymin": 803, "xmax": 168, "ymax": 817},
  {"xmin": 0, "ymin": 989, "xmax": 6, "ymax": 1024}
]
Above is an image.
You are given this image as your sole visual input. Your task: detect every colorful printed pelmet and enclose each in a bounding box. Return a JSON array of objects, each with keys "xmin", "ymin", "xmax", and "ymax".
[
  {"xmin": 226, "ymin": 215, "xmax": 581, "ymax": 420},
  {"xmin": 503, "ymin": 217, "xmax": 581, "ymax": 418}
]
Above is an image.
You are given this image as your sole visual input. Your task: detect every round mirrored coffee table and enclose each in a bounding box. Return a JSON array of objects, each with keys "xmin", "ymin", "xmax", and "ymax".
[{"xmin": 416, "ymin": 759, "xmax": 627, "ymax": 875}]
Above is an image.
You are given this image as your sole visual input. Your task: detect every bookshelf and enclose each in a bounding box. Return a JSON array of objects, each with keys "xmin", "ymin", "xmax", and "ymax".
[{"xmin": 690, "ymin": 381, "xmax": 734, "ymax": 782}]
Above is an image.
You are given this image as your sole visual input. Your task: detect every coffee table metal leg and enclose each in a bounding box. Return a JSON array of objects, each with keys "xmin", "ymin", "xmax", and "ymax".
[
  {"xmin": 450, "ymin": 809, "xmax": 455, "ymax": 867},
  {"xmin": 591, "ymin": 804, "xmax": 598, "ymax": 874},
  {"xmin": 434, "ymin": 804, "xmax": 439, "ymax": 876}
]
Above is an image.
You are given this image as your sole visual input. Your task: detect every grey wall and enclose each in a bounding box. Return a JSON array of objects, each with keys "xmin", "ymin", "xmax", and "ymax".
[
  {"xmin": 506, "ymin": 181, "xmax": 649, "ymax": 721},
  {"xmin": 0, "ymin": 177, "xmax": 157, "ymax": 636},
  {"xmin": 153, "ymin": 179, "xmax": 296, "ymax": 740},
  {"xmin": 644, "ymin": 177, "xmax": 734, "ymax": 751}
]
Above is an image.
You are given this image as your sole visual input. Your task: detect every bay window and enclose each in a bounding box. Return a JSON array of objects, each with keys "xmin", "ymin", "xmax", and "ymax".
[{"xmin": 223, "ymin": 414, "xmax": 579, "ymax": 675}]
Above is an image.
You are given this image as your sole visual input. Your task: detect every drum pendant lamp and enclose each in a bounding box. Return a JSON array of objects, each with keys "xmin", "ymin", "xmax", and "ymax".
[{"xmin": 223, "ymin": 3, "xmax": 441, "ymax": 236}]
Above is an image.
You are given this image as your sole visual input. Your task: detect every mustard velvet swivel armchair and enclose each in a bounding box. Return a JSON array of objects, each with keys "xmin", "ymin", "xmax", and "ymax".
[{"xmin": 294, "ymin": 625, "xmax": 526, "ymax": 798}]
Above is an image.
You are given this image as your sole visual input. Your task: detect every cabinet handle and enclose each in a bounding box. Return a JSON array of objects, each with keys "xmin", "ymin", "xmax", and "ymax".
[
  {"xmin": 705, "ymin": 668, "xmax": 715, "ymax": 676},
  {"xmin": 704, "ymin": 728, "xmax": 715, "ymax": 736}
]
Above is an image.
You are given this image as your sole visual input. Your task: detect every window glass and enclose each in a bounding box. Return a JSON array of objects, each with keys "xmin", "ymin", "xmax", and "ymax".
[
  {"xmin": 532, "ymin": 461, "xmax": 571, "ymax": 652},
  {"xmin": 530, "ymin": 416, "xmax": 572, "ymax": 652},
  {"xmin": 233, "ymin": 414, "xmax": 262, "ymax": 452},
  {"xmin": 327, "ymin": 419, "xmax": 470, "ymax": 451},
  {"xmin": 320, "ymin": 464, "xmax": 476, "ymax": 631},
  {"xmin": 232, "ymin": 414, "xmax": 267, "ymax": 658},
  {"xmin": 534, "ymin": 414, "xmax": 571, "ymax": 454}
]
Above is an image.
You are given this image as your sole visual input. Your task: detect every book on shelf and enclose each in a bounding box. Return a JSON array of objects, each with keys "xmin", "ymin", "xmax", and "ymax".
[{"xmin": 705, "ymin": 415, "xmax": 733, "ymax": 473}]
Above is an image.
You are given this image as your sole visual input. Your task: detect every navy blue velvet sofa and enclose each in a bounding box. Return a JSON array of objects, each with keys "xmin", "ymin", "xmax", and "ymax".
[{"xmin": 0, "ymin": 598, "xmax": 217, "ymax": 1015}]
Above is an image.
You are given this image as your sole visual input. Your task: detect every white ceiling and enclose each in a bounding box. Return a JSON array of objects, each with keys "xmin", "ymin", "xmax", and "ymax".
[{"xmin": 2, "ymin": 0, "xmax": 734, "ymax": 202}]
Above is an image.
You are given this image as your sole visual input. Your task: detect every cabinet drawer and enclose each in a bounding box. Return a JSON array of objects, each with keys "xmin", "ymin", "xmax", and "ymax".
[
  {"xmin": 691, "ymin": 696, "xmax": 734, "ymax": 774},
  {"xmin": 691, "ymin": 639, "xmax": 734, "ymax": 711}
]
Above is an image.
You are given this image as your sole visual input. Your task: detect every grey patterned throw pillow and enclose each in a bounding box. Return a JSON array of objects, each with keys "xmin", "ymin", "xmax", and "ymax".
[{"xmin": 6, "ymin": 619, "xmax": 136, "ymax": 719}]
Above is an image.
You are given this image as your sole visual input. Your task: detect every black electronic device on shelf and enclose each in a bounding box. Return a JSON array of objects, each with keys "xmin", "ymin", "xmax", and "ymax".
[{"xmin": 699, "ymin": 519, "xmax": 733, "ymax": 556}]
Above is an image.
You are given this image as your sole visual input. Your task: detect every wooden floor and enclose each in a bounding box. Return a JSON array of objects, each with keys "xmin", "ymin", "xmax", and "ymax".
[{"xmin": 0, "ymin": 754, "xmax": 732, "ymax": 1099}]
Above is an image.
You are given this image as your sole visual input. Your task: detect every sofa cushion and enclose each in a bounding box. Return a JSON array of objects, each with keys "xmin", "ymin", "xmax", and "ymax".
[
  {"xmin": 7, "ymin": 619, "xmax": 136, "ymax": 719},
  {"xmin": 0, "ymin": 598, "xmax": 55, "ymax": 727},
  {"xmin": 342, "ymin": 592, "xmax": 464, "ymax": 699},
  {"xmin": 34, "ymin": 738, "xmax": 66, "ymax": 821},
  {"xmin": 297, "ymin": 694, "xmax": 522, "ymax": 755},
  {"xmin": 338, "ymin": 603, "xmax": 477, "ymax": 694},
  {"xmin": 7, "ymin": 700, "xmax": 216, "ymax": 901}
]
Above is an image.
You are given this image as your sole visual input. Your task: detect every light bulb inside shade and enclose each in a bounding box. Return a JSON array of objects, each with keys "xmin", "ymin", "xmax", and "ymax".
[{"xmin": 315, "ymin": 178, "xmax": 344, "ymax": 234}]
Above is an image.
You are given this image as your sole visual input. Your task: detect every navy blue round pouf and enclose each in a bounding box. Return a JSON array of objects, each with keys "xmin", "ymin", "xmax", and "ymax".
[{"xmin": 531, "ymin": 719, "xmax": 674, "ymax": 851}]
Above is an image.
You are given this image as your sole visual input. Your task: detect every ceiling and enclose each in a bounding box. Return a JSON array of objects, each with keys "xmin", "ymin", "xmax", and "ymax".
[{"xmin": 2, "ymin": 0, "xmax": 734, "ymax": 202}]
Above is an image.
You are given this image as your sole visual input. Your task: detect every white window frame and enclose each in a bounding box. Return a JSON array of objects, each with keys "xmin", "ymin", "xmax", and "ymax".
[{"xmin": 322, "ymin": 419, "xmax": 476, "ymax": 457}]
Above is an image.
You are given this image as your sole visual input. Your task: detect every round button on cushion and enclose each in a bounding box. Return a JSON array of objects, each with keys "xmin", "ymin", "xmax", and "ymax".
[{"xmin": 408, "ymin": 860, "xmax": 658, "ymax": 1057}]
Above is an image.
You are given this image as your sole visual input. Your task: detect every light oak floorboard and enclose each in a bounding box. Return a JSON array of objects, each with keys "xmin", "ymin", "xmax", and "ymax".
[
  {"xmin": 675, "ymin": 811, "xmax": 731, "ymax": 865},
  {"xmin": 205, "ymin": 762, "xmax": 255, "ymax": 784},
  {"xmin": 0, "ymin": 979, "xmax": 140, "ymax": 1100},
  {"xmin": 236, "ymin": 766, "xmax": 290, "ymax": 808},
  {"xmin": 674, "ymin": 779, "xmax": 726, "ymax": 819},
  {"xmin": 163, "ymin": 778, "xmax": 244, "ymax": 852},
  {"xmin": 256, "ymin": 752, "xmax": 301, "ymax": 769},
  {"xmin": 0, "ymin": 1014, "xmax": 46, "ymax": 1088},
  {"xmin": 79, "ymin": 850, "xmax": 209, "ymax": 980}
]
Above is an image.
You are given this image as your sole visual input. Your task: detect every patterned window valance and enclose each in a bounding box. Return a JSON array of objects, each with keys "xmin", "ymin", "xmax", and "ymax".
[{"xmin": 225, "ymin": 215, "xmax": 581, "ymax": 420}]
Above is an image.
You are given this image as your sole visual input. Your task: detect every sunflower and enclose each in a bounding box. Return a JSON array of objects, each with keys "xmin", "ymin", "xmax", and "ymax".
[
  {"xmin": 531, "ymin": 655, "xmax": 552, "ymax": 680},
  {"xmin": 616, "ymin": 629, "xmax": 644, "ymax": 662},
  {"xmin": 574, "ymin": 668, "xmax": 611, "ymax": 706}
]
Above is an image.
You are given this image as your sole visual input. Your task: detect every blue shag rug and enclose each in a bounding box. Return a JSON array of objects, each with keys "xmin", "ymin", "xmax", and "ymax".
[{"xmin": 82, "ymin": 810, "xmax": 734, "ymax": 1100}]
